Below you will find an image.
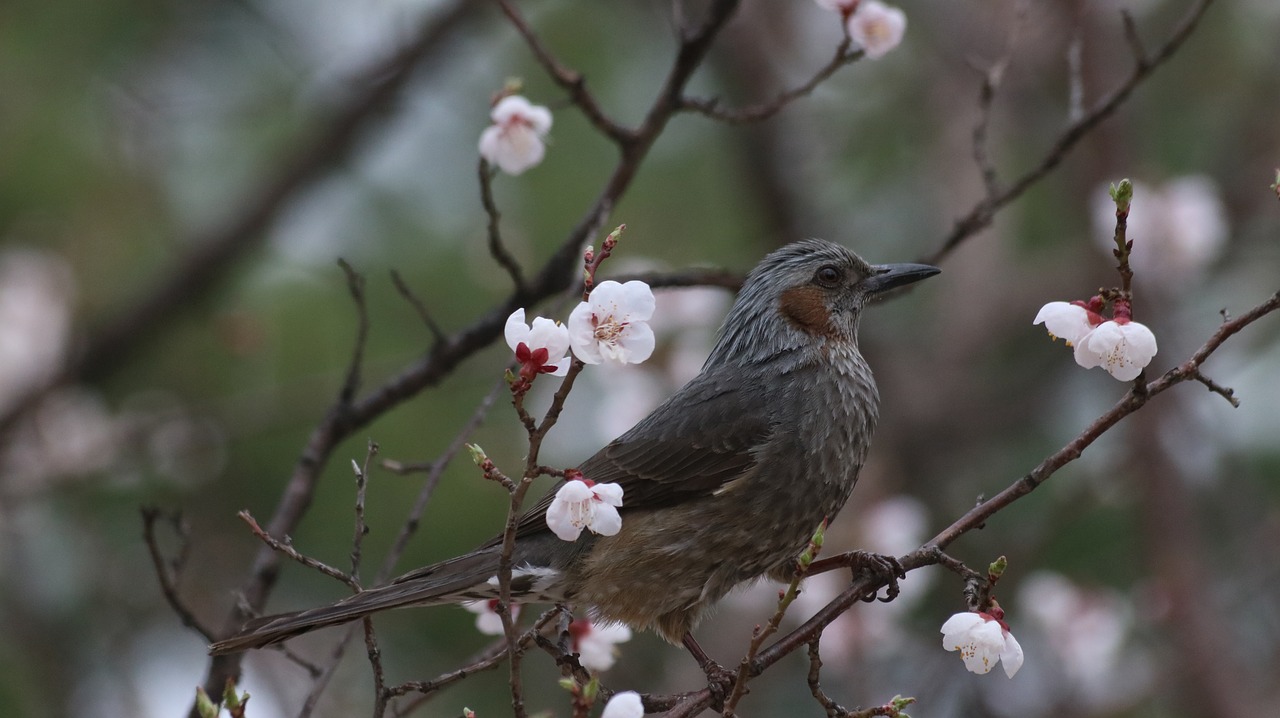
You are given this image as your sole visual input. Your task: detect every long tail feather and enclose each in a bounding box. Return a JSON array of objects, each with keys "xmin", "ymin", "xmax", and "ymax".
[{"xmin": 209, "ymin": 549, "xmax": 501, "ymax": 655}]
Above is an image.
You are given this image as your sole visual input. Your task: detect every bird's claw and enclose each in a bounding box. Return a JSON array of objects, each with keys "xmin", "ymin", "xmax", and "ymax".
[{"xmin": 848, "ymin": 550, "xmax": 905, "ymax": 603}]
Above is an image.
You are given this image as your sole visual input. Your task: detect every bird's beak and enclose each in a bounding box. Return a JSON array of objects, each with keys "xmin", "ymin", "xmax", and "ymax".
[{"xmin": 862, "ymin": 263, "xmax": 941, "ymax": 295}]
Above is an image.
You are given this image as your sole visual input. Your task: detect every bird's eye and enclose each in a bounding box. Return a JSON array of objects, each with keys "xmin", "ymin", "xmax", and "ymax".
[{"xmin": 814, "ymin": 265, "xmax": 842, "ymax": 287}]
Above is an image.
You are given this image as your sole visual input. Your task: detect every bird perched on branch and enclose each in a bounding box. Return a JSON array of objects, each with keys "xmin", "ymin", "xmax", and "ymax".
[{"xmin": 210, "ymin": 239, "xmax": 938, "ymax": 661}]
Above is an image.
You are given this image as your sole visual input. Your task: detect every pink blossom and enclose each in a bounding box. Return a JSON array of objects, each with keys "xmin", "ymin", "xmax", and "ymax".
[
  {"xmin": 847, "ymin": 1, "xmax": 906, "ymax": 59},
  {"xmin": 478, "ymin": 95, "xmax": 552, "ymax": 175}
]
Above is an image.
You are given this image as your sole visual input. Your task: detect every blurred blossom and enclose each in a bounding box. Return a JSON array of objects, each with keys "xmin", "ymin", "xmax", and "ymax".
[
  {"xmin": 478, "ymin": 95, "xmax": 552, "ymax": 175},
  {"xmin": 941, "ymin": 611, "xmax": 1024, "ymax": 678},
  {"xmin": 1073, "ymin": 320, "xmax": 1158, "ymax": 382},
  {"xmin": 1019, "ymin": 572, "xmax": 1138, "ymax": 706},
  {"xmin": 1092, "ymin": 176, "xmax": 1228, "ymax": 287},
  {"xmin": 568, "ymin": 618, "xmax": 632, "ymax": 672},
  {"xmin": 862, "ymin": 495, "xmax": 929, "ymax": 557},
  {"xmin": 847, "ymin": 1, "xmax": 907, "ymax": 59},
  {"xmin": 3, "ymin": 389, "xmax": 117, "ymax": 492},
  {"xmin": 600, "ymin": 691, "xmax": 644, "ymax": 718},
  {"xmin": 651, "ymin": 286, "xmax": 732, "ymax": 385},
  {"xmin": 545, "ymin": 478, "xmax": 624, "ymax": 541},
  {"xmin": 814, "ymin": 0, "xmax": 859, "ymax": 15},
  {"xmin": 569, "ymin": 280, "xmax": 656, "ymax": 366},
  {"xmin": 0, "ymin": 249, "xmax": 74, "ymax": 413},
  {"xmin": 463, "ymin": 599, "xmax": 519, "ymax": 635}
]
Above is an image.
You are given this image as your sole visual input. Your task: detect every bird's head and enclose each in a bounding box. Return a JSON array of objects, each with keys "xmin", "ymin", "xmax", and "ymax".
[{"xmin": 706, "ymin": 239, "xmax": 939, "ymax": 367}]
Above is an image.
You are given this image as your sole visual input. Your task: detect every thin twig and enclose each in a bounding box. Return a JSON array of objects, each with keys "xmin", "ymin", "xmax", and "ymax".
[
  {"xmin": 925, "ymin": 0, "xmax": 1217, "ymax": 266},
  {"xmin": 351, "ymin": 440, "xmax": 378, "ymax": 579},
  {"xmin": 495, "ymin": 0, "xmax": 635, "ymax": 145},
  {"xmin": 478, "ymin": 159, "xmax": 526, "ymax": 291},
  {"xmin": 970, "ymin": 0, "xmax": 1028, "ymax": 199},
  {"xmin": 237, "ymin": 510, "xmax": 361, "ymax": 591},
  {"xmin": 679, "ymin": 38, "xmax": 862, "ymax": 124},
  {"xmin": 389, "ymin": 270, "xmax": 446, "ymax": 346},
  {"xmin": 1191, "ymin": 370, "xmax": 1240, "ymax": 407},
  {"xmin": 141, "ymin": 507, "xmax": 216, "ymax": 641},
  {"xmin": 337, "ymin": 259, "xmax": 370, "ymax": 406}
]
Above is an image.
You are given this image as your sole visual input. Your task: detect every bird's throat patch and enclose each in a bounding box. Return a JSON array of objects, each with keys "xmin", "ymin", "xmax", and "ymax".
[{"xmin": 780, "ymin": 285, "xmax": 838, "ymax": 337}]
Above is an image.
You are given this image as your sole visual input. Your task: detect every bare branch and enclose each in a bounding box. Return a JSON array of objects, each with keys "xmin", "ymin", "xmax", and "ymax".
[
  {"xmin": 1192, "ymin": 370, "xmax": 1240, "ymax": 407},
  {"xmin": 337, "ymin": 259, "xmax": 370, "ymax": 407},
  {"xmin": 496, "ymin": 0, "xmax": 635, "ymax": 145},
  {"xmin": 925, "ymin": 0, "xmax": 1217, "ymax": 266},
  {"xmin": 237, "ymin": 510, "xmax": 361, "ymax": 592},
  {"xmin": 679, "ymin": 39, "xmax": 862, "ymax": 124},
  {"xmin": 478, "ymin": 159, "xmax": 527, "ymax": 291},
  {"xmin": 390, "ymin": 270, "xmax": 446, "ymax": 347},
  {"xmin": 141, "ymin": 507, "xmax": 216, "ymax": 641}
]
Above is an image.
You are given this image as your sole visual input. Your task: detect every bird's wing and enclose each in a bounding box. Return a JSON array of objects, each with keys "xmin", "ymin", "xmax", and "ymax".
[{"xmin": 499, "ymin": 370, "xmax": 774, "ymax": 543}]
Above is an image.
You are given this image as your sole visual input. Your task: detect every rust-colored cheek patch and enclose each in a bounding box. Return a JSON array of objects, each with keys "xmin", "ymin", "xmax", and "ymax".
[{"xmin": 779, "ymin": 285, "xmax": 836, "ymax": 337}]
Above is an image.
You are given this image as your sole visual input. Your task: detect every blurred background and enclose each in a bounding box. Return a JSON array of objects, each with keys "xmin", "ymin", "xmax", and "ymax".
[{"xmin": 1, "ymin": 0, "xmax": 1278, "ymax": 716}]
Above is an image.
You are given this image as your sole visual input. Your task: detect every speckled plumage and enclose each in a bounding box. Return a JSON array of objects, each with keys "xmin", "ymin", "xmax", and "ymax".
[{"xmin": 210, "ymin": 239, "xmax": 937, "ymax": 654}]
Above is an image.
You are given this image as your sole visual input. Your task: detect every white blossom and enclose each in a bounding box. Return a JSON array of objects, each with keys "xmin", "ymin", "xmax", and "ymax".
[
  {"xmin": 505, "ymin": 308, "xmax": 571, "ymax": 379},
  {"xmin": 568, "ymin": 280, "xmax": 656, "ymax": 365},
  {"xmin": 941, "ymin": 611, "xmax": 1024, "ymax": 678},
  {"xmin": 546, "ymin": 478, "xmax": 624, "ymax": 541},
  {"xmin": 1033, "ymin": 301, "xmax": 1098, "ymax": 347},
  {"xmin": 570, "ymin": 618, "xmax": 633, "ymax": 672},
  {"xmin": 847, "ymin": 1, "xmax": 906, "ymax": 59},
  {"xmin": 600, "ymin": 691, "xmax": 644, "ymax": 718},
  {"xmin": 1073, "ymin": 320, "xmax": 1158, "ymax": 382},
  {"xmin": 463, "ymin": 599, "xmax": 519, "ymax": 636},
  {"xmin": 478, "ymin": 95, "xmax": 552, "ymax": 175}
]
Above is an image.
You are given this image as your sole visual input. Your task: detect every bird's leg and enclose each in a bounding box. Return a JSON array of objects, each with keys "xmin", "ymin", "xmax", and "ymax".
[
  {"xmin": 682, "ymin": 632, "xmax": 735, "ymax": 707},
  {"xmin": 809, "ymin": 550, "xmax": 905, "ymax": 603}
]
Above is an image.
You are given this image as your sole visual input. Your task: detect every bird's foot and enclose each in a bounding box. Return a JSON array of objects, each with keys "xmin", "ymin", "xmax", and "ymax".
[
  {"xmin": 682, "ymin": 632, "xmax": 736, "ymax": 709},
  {"xmin": 847, "ymin": 550, "xmax": 906, "ymax": 603}
]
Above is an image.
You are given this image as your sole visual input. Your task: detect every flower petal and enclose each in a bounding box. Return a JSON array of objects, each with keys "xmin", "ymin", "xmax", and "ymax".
[
  {"xmin": 587, "ymin": 503, "xmax": 622, "ymax": 537},
  {"xmin": 592, "ymin": 482, "xmax": 625, "ymax": 507},
  {"xmin": 600, "ymin": 691, "xmax": 644, "ymax": 718},
  {"xmin": 505, "ymin": 308, "xmax": 529, "ymax": 352},
  {"xmin": 1001, "ymin": 630, "xmax": 1024, "ymax": 678}
]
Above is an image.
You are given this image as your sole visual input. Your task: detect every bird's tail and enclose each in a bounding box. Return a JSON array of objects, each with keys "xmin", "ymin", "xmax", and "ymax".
[{"xmin": 209, "ymin": 548, "xmax": 503, "ymax": 655}]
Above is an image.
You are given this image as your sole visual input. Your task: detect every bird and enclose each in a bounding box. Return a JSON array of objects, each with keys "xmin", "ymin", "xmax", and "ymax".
[{"xmin": 209, "ymin": 238, "xmax": 938, "ymax": 659}]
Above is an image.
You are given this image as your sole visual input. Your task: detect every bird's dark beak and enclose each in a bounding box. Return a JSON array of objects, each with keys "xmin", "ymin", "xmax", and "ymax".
[{"xmin": 863, "ymin": 263, "xmax": 940, "ymax": 295}]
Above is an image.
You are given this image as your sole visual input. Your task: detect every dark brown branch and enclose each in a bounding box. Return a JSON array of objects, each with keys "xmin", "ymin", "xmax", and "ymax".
[
  {"xmin": 679, "ymin": 38, "xmax": 862, "ymax": 124},
  {"xmin": 141, "ymin": 507, "xmax": 216, "ymax": 641},
  {"xmin": 924, "ymin": 0, "xmax": 1216, "ymax": 266}
]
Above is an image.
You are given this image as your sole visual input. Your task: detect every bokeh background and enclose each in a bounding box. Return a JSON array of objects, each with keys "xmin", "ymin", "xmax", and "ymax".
[{"xmin": 2, "ymin": 0, "xmax": 1278, "ymax": 716}]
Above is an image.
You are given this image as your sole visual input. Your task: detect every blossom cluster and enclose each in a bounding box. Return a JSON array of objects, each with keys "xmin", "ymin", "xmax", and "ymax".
[
  {"xmin": 1034, "ymin": 297, "xmax": 1157, "ymax": 382},
  {"xmin": 503, "ymin": 279, "xmax": 655, "ymax": 546}
]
